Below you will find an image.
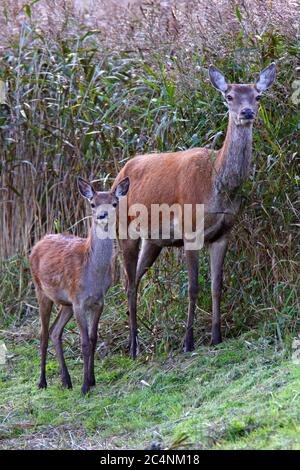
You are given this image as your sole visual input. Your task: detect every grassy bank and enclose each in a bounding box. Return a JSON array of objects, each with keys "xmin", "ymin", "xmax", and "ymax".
[{"xmin": 0, "ymin": 327, "xmax": 299, "ymax": 450}]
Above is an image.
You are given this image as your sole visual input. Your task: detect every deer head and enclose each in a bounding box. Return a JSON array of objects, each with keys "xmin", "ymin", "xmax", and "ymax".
[
  {"xmin": 209, "ymin": 63, "xmax": 276, "ymax": 126},
  {"xmin": 78, "ymin": 176, "xmax": 130, "ymax": 226}
]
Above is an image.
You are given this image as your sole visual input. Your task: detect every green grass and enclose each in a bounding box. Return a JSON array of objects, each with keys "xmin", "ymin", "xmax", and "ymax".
[{"xmin": 0, "ymin": 329, "xmax": 299, "ymax": 449}]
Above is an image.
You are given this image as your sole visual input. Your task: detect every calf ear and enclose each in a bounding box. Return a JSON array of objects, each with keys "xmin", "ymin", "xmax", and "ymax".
[
  {"xmin": 114, "ymin": 177, "xmax": 130, "ymax": 199},
  {"xmin": 209, "ymin": 65, "xmax": 228, "ymax": 93},
  {"xmin": 77, "ymin": 177, "xmax": 95, "ymax": 200},
  {"xmin": 256, "ymin": 63, "xmax": 276, "ymax": 92}
]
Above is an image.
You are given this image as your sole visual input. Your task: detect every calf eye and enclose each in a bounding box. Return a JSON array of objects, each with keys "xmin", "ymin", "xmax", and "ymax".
[
  {"xmin": 226, "ymin": 95, "xmax": 233, "ymax": 101},
  {"xmin": 256, "ymin": 95, "xmax": 261, "ymax": 101},
  {"xmin": 90, "ymin": 202, "xmax": 95, "ymax": 208},
  {"xmin": 112, "ymin": 202, "xmax": 117, "ymax": 208}
]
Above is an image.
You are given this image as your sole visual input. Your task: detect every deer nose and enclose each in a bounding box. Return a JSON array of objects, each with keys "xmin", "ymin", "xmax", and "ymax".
[
  {"xmin": 97, "ymin": 211, "xmax": 108, "ymax": 220},
  {"xmin": 241, "ymin": 108, "xmax": 255, "ymax": 119}
]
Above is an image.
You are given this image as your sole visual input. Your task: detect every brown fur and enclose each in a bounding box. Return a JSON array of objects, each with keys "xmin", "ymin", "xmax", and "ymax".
[
  {"xmin": 113, "ymin": 148, "xmax": 214, "ymax": 209},
  {"xmin": 30, "ymin": 233, "xmax": 92, "ymax": 304}
]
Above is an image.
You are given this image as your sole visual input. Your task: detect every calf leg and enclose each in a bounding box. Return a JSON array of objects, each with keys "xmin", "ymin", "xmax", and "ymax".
[
  {"xmin": 37, "ymin": 290, "xmax": 53, "ymax": 389},
  {"xmin": 184, "ymin": 250, "xmax": 199, "ymax": 352},
  {"xmin": 73, "ymin": 305, "xmax": 90, "ymax": 395},
  {"xmin": 88, "ymin": 302, "xmax": 103, "ymax": 387},
  {"xmin": 209, "ymin": 235, "xmax": 229, "ymax": 345},
  {"xmin": 49, "ymin": 306, "xmax": 73, "ymax": 388}
]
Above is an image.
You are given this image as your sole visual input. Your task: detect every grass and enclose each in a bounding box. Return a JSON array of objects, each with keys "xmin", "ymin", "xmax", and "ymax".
[{"xmin": 0, "ymin": 326, "xmax": 299, "ymax": 449}]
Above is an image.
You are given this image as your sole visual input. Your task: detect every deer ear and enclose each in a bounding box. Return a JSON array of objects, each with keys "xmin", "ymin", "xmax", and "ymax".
[
  {"xmin": 114, "ymin": 177, "xmax": 130, "ymax": 199},
  {"xmin": 256, "ymin": 63, "xmax": 276, "ymax": 92},
  {"xmin": 209, "ymin": 65, "xmax": 228, "ymax": 93},
  {"xmin": 77, "ymin": 177, "xmax": 95, "ymax": 200}
]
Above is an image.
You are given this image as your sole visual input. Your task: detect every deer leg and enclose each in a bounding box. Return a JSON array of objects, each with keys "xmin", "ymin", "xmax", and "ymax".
[
  {"xmin": 49, "ymin": 306, "xmax": 73, "ymax": 389},
  {"xmin": 122, "ymin": 241, "xmax": 161, "ymax": 350},
  {"xmin": 37, "ymin": 290, "xmax": 53, "ymax": 389},
  {"xmin": 121, "ymin": 239, "xmax": 140, "ymax": 359},
  {"xmin": 184, "ymin": 249, "xmax": 199, "ymax": 352},
  {"xmin": 73, "ymin": 305, "xmax": 91, "ymax": 395},
  {"xmin": 136, "ymin": 240, "xmax": 162, "ymax": 286},
  {"xmin": 88, "ymin": 302, "xmax": 103, "ymax": 387},
  {"xmin": 209, "ymin": 235, "xmax": 229, "ymax": 345}
]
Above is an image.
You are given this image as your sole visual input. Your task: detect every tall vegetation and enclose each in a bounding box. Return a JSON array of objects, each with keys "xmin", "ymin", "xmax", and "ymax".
[{"xmin": 0, "ymin": 0, "xmax": 299, "ymax": 351}]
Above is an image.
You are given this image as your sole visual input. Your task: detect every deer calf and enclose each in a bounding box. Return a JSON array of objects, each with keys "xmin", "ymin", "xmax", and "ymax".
[{"xmin": 29, "ymin": 176, "xmax": 130, "ymax": 394}]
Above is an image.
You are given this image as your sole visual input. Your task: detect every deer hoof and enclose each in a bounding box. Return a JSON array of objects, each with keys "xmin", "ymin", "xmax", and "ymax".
[
  {"xmin": 129, "ymin": 335, "xmax": 139, "ymax": 359},
  {"xmin": 130, "ymin": 348, "xmax": 137, "ymax": 360},
  {"xmin": 210, "ymin": 335, "xmax": 222, "ymax": 346},
  {"xmin": 183, "ymin": 342, "xmax": 194, "ymax": 353},
  {"xmin": 184, "ymin": 333, "xmax": 194, "ymax": 352},
  {"xmin": 81, "ymin": 383, "xmax": 90, "ymax": 395},
  {"xmin": 38, "ymin": 379, "xmax": 47, "ymax": 389},
  {"xmin": 62, "ymin": 375, "xmax": 73, "ymax": 389}
]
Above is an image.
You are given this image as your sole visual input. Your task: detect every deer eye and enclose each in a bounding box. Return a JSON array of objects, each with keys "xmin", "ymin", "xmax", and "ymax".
[
  {"xmin": 90, "ymin": 202, "xmax": 95, "ymax": 209},
  {"xmin": 256, "ymin": 95, "xmax": 261, "ymax": 101},
  {"xmin": 112, "ymin": 202, "xmax": 117, "ymax": 208},
  {"xmin": 226, "ymin": 95, "xmax": 233, "ymax": 101}
]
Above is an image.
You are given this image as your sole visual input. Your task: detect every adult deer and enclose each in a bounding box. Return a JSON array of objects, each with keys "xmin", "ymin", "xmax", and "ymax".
[
  {"xmin": 30, "ymin": 176, "xmax": 130, "ymax": 394},
  {"xmin": 113, "ymin": 63, "xmax": 276, "ymax": 358}
]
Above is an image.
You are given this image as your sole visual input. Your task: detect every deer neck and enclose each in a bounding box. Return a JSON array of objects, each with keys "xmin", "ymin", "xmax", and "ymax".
[
  {"xmin": 86, "ymin": 223, "xmax": 113, "ymax": 271},
  {"xmin": 214, "ymin": 115, "xmax": 253, "ymax": 197}
]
